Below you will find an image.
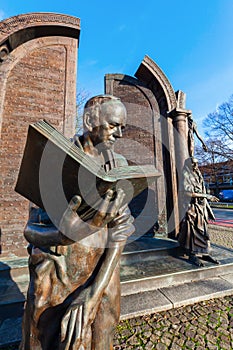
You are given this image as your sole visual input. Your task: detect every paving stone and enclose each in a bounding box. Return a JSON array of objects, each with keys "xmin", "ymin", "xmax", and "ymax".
[
  {"xmin": 143, "ymin": 331, "xmax": 152, "ymax": 338},
  {"xmin": 221, "ymin": 273, "xmax": 233, "ymax": 284},
  {"xmin": 128, "ymin": 334, "xmax": 140, "ymax": 346},
  {"xmin": 121, "ymin": 289, "xmax": 172, "ymax": 319},
  {"xmin": 145, "ymin": 341, "xmax": 155, "ymax": 349},
  {"xmin": 170, "ymin": 344, "xmax": 181, "ymax": 350},
  {"xmin": 171, "ymin": 328, "xmax": 181, "ymax": 336},
  {"xmin": 194, "ymin": 334, "xmax": 205, "ymax": 345},
  {"xmin": 169, "ymin": 316, "xmax": 180, "ymax": 324},
  {"xmin": 191, "ymin": 319, "xmax": 199, "ymax": 326},
  {"xmin": 207, "ymin": 345, "xmax": 218, "ymax": 350},
  {"xmin": 219, "ymin": 341, "xmax": 231, "ymax": 350},
  {"xmin": 155, "ymin": 343, "xmax": 167, "ymax": 350},
  {"xmin": 217, "ymin": 327, "xmax": 230, "ymax": 336},
  {"xmin": 160, "ymin": 336, "xmax": 171, "ymax": 347},
  {"xmin": 160, "ymin": 278, "xmax": 233, "ymax": 309},
  {"xmin": 220, "ymin": 334, "xmax": 230, "ymax": 343},
  {"xmin": 185, "ymin": 339, "xmax": 196, "ymax": 348},
  {"xmin": 206, "ymin": 333, "xmax": 218, "ymax": 344},
  {"xmin": 179, "ymin": 314, "xmax": 188, "ymax": 322},
  {"xmin": 164, "ymin": 332, "xmax": 173, "ymax": 340},
  {"xmin": 197, "ymin": 327, "xmax": 207, "ymax": 336},
  {"xmin": 185, "ymin": 329, "xmax": 196, "ymax": 338},
  {"xmin": 175, "ymin": 337, "xmax": 185, "ymax": 346}
]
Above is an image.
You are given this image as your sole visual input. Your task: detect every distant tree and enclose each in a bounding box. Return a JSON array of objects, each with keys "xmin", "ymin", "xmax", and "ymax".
[
  {"xmin": 76, "ymin": 88, "xmax": 90, "ymax": 135},
  {"xmin": 194, "ymin": 95, "xmax": 233, "ymax": 196},
  {"xmin": 195, "ymin": 138, "xmax": 231, "ymax": 166},
  {"xmin": 202, "ymin": 94, "xmax": 233, "ymax": 161}
]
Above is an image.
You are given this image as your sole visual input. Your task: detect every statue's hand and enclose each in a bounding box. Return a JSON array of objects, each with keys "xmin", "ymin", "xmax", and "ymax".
[
  {"xmin": 209, "ymin": 195, "xmax": 219, "ymax": 202},
  {"xmin": 59, "ymin": 195, "xmax": 83, "ymax": 239},
  {"xmin": 206, "ymin": 194, "xmax": 219, "ymax": 202},
  {"xmin": 60, "ymin": 287, "xmax": 99, "ymax": 349},
  {"xmin": 91, "ymin": 188, "xmax": 125, "ymax": 228},
  {"xmin": 59, "ymin": 189, "xmax": 125, "ymax": 242}
]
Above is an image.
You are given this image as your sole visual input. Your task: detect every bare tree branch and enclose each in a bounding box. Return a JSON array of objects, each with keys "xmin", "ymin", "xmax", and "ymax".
[
  {"xmin": 76, "ymin": 88, "xmax": 90, "ymax": 135},
  {"xmin": 202, "ymin": 94, "xmax": 233, "ymax": 160}
]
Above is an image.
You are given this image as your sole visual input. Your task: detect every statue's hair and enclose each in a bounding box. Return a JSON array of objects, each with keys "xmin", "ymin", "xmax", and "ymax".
[
  {"xmin": 83, "ymin": 95, "xmax": 123, "ymax": 130},
  {"xmin": 84, "ymin": 94, "xmax": 121, "ymax": 110}
]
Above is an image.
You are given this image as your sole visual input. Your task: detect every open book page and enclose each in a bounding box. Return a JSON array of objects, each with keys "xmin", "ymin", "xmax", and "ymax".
[
  {"xmin": 34, "ymin": 120, "xmax": 160, "ymax": 182},
  {"xmin": 34, "ymin": 120, "xmax": 107, "ymax": 179},
  {"xmin": 15, "ymin": 120, "xmax": 160, "ymax": 223}
]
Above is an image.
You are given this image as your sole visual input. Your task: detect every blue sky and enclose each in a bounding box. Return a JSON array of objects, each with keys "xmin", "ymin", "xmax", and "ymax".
[{"xmin": 1, "ymin": 0, "xmax": 233, "ymax": 132}]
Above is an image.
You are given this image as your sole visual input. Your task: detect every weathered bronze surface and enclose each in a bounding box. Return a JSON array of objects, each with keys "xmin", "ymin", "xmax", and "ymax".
[
  {"xmin": 20, "ymin": 95, "xmax": 135, "ymax": 350},
  {"xmin": 178, "ymin": 157, "xmax": 219, "ymax": 267}
]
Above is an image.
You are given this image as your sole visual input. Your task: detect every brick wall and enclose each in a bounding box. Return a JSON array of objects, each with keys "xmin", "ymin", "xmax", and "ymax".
[
  {"xmin": 0, "ymin": 15, "xmax": 79, "ymax": 258},
  {"xmin": 105, "ymin": 74, "xmax": 166, "ymax": 237}
]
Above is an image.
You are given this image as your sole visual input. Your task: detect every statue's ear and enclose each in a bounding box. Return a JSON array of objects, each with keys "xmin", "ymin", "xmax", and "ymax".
[{"xmin": 83, "ymin": 112, "xmax": 93, "ymax": 132}]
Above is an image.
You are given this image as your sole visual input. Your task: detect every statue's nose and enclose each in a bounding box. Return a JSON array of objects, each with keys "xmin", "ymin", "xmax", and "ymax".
[{"xmin": 114, "ymin": 126, "xmax": 122, "ymax": 138}]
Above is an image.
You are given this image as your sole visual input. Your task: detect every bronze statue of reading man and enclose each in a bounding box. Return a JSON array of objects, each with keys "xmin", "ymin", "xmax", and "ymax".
[{"xmin": 20, "ymin": 95, "xmax": 135, "ymax": 350}]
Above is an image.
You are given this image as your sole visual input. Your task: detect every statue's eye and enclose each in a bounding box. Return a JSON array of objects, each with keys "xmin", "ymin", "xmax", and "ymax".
[{"xmin": 109, "ymin": 123, "xmax": 118, "ymax": 129}]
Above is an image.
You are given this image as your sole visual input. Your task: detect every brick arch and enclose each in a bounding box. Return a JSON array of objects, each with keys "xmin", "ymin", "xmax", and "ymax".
[
  {"xmin": 135, "ymin": 56, "xmax": 180, "ymax": 237},
  {"xmin": 0, "ymin": 12, "xmax": 80, "ymax": 137},
  {"xmin": 0, "ymin": 14, "xmax": 80, "ymax": 257},
  {"xmin": 105, "ymin": 73, "xmax": 167, "ymax": 237},
  {"xmin": 135, "ymin": 55, "xmax": 177, "ymax": 114},
  {"xmin": 0, "ymin": 36, "xmax": 77, "ymax": 137},
  {"xmin": 0, "ymin": 12, "xmax": 80, "ymax": 45},
  {"xmin": 105, "ymin": 56, "xmax": 181, "ymax": 237}
]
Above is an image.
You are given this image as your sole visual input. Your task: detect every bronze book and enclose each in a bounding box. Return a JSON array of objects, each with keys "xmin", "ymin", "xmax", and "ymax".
[{"xmin": 15, "ymin": 120, "xmax": 160, "ymax": 223}]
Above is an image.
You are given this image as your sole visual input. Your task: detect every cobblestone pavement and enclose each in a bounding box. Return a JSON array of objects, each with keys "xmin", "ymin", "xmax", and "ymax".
[
  {"xmin": 113, "ymin": 296, "xmax": 233, "ymax": 349},
  {"xmin": 113, "ymin": 225, "xmax": 233, "ymax": 349},
  {"xmin": 209, "ymin": 225, "xmax": 233, "ymax": 250}
]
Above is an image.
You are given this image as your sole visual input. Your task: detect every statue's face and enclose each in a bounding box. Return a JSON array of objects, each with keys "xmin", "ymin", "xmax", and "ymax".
[{"xmin": 90, "ymin": 102, "xmax": 127, "ymax": 150}]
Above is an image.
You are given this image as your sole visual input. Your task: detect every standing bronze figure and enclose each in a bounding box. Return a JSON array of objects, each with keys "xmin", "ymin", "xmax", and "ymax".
[
  {"xmin": 187, "ymin": 114, "xmax": 208, "ymax": 157},
  {"xmin": 20, "ymin": 95, "xmax": 135, "ymax": 350},
  {"xmin": 178, "ymin": 157, "xmax": 219, "ymax": 267}
]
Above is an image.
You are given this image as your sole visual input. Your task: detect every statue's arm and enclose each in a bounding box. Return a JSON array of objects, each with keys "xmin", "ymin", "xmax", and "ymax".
[
  {"xmin": 24, "ymin": 203, "xmax": 75, "ymax": 247},
  {"xmin": 193, "ymin": 122, "xmax": 208, "ymax": 151},
  {"xmin": 60, "ymin": 242, "xmax": 126, "ymax": 348},
  {"xmin": 89, "ymin": 213, "xmax": 134, "ymax": 299},
  {"xmin": 187, "ymin": 191, "xmax": 219, "ymax": 202},
  {"xmin": 24, "ymin": 222, "xmax": 73, "ymax": 247},
  {"xmin": 182, "ymin": 171, "xmax": 218, "ymax": 203},
  {"xmin": 85, "ymin": 203, "xmax": 134, "ymax": 300},
  {"xmin": 61, "ymin": 203, "xmax": 135, "ymax": 347},
  {"xmin": 24, "ymin": 192, "xmax": 118, "ymax": 247}
]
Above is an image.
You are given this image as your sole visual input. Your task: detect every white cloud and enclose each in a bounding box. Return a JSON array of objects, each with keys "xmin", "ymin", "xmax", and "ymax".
[
  {"xmin": 0, "ymin": 9, "xmax": 5, "ymax": 21},
  {"xmin": 83, "ymin": 59, "xmax": 98, "ymax": 67}
]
